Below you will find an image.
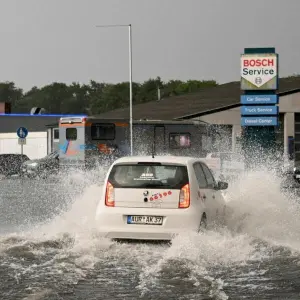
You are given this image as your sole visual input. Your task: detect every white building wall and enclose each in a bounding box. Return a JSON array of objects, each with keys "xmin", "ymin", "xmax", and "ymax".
[{"xmin": 0, "ymin": 131, "xmax": 47, "ymax": 160}]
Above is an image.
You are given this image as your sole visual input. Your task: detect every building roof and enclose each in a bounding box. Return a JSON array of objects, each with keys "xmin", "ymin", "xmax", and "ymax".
[
  {"xmin": 0, "ymin": 115, "xmax": 85, "ymax": 133},
  {"xmin": 94, "ymin": 76, "xmax": 300, "ymax": 120}
]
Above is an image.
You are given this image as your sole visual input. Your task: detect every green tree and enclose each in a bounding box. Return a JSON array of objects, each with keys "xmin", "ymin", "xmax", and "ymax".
[
  {"xmin": 9, "ymin": 77, "xmax": 219, "ymax": 115},
  {"xmin": 0, "ymin": 81, "xmax": 23, "ymax": 110},
  {"xmin": 64, "ymin": 82, "xmax": 90, "ymax": 114},
  {"xmin": 162, "ymin": 80, "xmax": 184, "ymax": 97},
  {"xmin": 174, "ymin": 80, "xmax": 217, "ymax": 94},
  {"xmin": 86, "ymin": 80, "xmax": 107, "ymax": 115},
  {"xmin": 96, "ymin": 82, "xmax": 140, "ymax": 114},
  {"xmin": 136, "ymin": 77, "xmax": 163, "ymax": 103}
]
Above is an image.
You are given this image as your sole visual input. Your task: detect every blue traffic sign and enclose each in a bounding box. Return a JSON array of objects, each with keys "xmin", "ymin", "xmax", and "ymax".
[
  {"xmin": 240, "ymin": 94, "xmax": 279, "ymax": 105},
  {"xmin": 17, "ymin": 127, "xmax": 28, "ymax": 138},
  {"xmin": 241, "ymin": 105, "xmax": 279, "ymax": 116},
  {"xmin": 241, "ymin": 117, "xmax": 278, "ymax": 126}
]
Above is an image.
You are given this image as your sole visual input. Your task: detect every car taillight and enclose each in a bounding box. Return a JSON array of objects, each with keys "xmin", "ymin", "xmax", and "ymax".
[
  {"xmin": 105, "ymin": 181, "xmax": 115, "ymax": 207},
  {"xmin": 179, "ymin": 184, "xmax": 190, "ymax": 208}
]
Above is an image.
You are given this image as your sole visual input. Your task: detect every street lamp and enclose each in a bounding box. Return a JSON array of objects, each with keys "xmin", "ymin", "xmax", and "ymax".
[{"xmin": 95, "ymin": 24, "xmax": 133, "ymax": 156}]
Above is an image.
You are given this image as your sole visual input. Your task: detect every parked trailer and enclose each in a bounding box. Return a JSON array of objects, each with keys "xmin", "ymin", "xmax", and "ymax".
[{"xmin": 58, "ymin": 116, "xmax": 221, "ymax": 170}]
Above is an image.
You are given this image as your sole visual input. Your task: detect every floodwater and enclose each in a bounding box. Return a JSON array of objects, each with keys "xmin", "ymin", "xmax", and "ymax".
[{"xmin": 1, "ymin": 167, "xmax": 300, "ymax": 299}]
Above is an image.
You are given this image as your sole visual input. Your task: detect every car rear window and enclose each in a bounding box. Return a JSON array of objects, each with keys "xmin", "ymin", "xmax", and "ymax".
[{"xmin": 108, "ymin": 163, "xmax": 189, "ymax": 189}]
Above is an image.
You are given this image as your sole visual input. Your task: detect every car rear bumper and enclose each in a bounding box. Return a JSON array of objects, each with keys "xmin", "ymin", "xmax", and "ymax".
[{"xmin": 95, "ymin": 206, "xmax": 201, "ymax": 241}]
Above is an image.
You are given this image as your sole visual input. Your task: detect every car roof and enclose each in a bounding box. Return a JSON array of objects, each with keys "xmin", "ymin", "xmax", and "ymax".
[{"xmin": 112, "ymin": 155, "xmax": 206, "ymax": 165}]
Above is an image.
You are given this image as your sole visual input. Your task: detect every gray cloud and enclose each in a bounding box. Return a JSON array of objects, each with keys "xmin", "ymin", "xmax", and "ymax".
[{"xmin": 0, "ymin": 0, "xmax": 298, "ymax": 91}]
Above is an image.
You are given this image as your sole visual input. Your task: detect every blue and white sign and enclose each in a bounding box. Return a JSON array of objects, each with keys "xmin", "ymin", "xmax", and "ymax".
[
  {"xmin": 240, "ymin": 94, "xmax": 278, "ymax": 105},
  {"xmin": 17, "ymin": 127, "xmax": 28, "ymax": 138},
  {"xmin": 241, "ymin": 105, "xmax": 278, "ymax": 116},
  {"xmin": 241, "ymin": 117, "xmax": 278, "ymax": 126}
]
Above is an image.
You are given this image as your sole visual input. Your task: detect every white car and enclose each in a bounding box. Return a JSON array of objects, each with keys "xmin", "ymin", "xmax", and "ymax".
[{"xmin": 95, "ymin": 156, "xmax": 228, "ymax": 241}]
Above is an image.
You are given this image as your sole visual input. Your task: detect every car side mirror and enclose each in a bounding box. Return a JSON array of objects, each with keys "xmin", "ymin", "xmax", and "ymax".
[{"xmin": 215, "ymin": 181, "xmax": 228, "ymax": 190}]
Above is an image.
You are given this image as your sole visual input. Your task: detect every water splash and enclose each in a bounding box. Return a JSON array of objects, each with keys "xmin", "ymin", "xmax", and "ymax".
[
  {"xmin": 224, "ymin": 167, "xmax": 300, "ymax": 251},
  {"xmin": 1, "ymin": 157, "xmax": 300, "ymax": 299}
]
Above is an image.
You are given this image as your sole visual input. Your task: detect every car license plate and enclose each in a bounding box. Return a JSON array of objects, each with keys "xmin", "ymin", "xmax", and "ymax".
[{"xmin": 127, "ymin": 215, "xmax": 163, "ymax": 225}]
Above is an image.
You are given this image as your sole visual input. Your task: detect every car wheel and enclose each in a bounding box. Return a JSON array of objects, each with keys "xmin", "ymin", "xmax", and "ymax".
[{"xmin": 198, "ymin": 213, "xmax": 207, "ymax": 232}]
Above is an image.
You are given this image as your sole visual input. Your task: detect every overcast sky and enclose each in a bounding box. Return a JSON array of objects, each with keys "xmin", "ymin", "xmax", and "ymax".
[{"xmin": 0, "ymin": 0, "xmax": 299, "ymax": 91}]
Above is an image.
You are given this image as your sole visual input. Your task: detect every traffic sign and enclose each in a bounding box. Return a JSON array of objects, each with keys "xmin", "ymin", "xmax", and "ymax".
[
  {"xmin": 241, "ymin": 116, "xmax": 278, "ymax": 126},
  {"xmin": 18, "ymin": 138, "xmax": 26, "ymax": 145},
  {"xmin": 17, "ymin": 127, "xmax": 28, "ymax": 138},
  {"xmin": 241, "ymin": 105, "xmax": 279, "ymax": 116},
  {"xmin": 240, "ymin": 94, "xmax": 279, "ymax": 105}
]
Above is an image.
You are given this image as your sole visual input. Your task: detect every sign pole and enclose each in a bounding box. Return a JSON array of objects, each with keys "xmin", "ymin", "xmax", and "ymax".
[
  {"xmin": 240, "ymin": 48, "xmax": 279, "ymax": 170},
  {"xmin": 95, "ymin": 24, "xmax": 134, "ymax": 156},
  {"xmin": 129, "ymin": 24, "xmax": 133, "ymax": 156},
  {"xmin": 21, "ymin": 142, "xmax": 24, "ymax": 186},
  {"xmin": 17, "ymin": 127, "xmax": 28, "ymax": 181}
]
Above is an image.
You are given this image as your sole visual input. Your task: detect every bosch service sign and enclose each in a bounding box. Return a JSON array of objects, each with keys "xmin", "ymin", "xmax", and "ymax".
[{"xmin": 241, "ymin": 53, "xmax": 278, "ymax": 90}]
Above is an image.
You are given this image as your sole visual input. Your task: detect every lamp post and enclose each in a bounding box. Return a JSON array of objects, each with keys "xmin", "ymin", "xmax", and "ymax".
[{"xmin": 96, "ymin": 24, "xmax": 133, "ymax": 156}]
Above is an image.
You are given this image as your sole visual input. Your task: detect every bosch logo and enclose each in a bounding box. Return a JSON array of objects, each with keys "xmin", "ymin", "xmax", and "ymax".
[
  {"xmin": 143, "ymin": 191, "xmax": 149, "ymax": 196},
  {"xmin": 255, "ymin": 77, "xmax": 262, "ymax": 85},
  {"xmin": 241, "ymin": 53, "xmax": 278, "ymax": 89}
]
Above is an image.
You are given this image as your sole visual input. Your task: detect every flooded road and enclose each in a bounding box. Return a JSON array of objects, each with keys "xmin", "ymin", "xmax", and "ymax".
[{"xmin": 1, "ymin": 169, "xmax": 300, "ymax": 299}]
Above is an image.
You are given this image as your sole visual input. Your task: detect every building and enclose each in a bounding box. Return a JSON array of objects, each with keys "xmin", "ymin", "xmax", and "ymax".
[
  {"xmin": 94, "ymin": 76, "xmax": 300, "ymax": 159},
  {"xmin": 2, "ymin": 76, "xmax": 299, "ymax": 161}
]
